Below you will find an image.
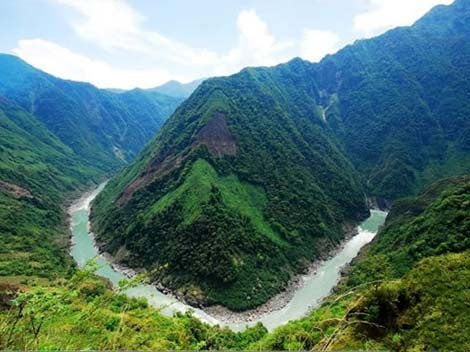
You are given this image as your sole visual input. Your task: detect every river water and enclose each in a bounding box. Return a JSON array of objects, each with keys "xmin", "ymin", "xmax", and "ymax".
[{"xmin": 69, "ymin": 183, "xmax": 387, "ymax": 331}]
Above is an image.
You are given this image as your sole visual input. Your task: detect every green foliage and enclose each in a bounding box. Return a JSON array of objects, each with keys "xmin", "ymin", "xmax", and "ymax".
[
  {"xmin": 252, "ymin": 251, "xmax": 470, "ymax": 352},
  {"xmin": 0, "ymin": 100, "xmax": 100, "ymax": 278},
  {"xmin": 93, "ymin": 0, "xmax": 470, "ymax": 311},
  {"xmin": 0, "ymin": 54, "xmax": 182, "ymax": 283},
  {"xmin": 348, "ymin": 252, "xmax": 470, "ymax": 351},
  {"xmin": 316, "ymin": 0, "xmax": 470, "ymax": 199},
  {"xmin": 0, "ymin": 54, "xmax": 183, "ymax": 171},
  {"xmin": 1, "ymin": 0, "xmax": 470, "ymax": 349},
  {"xmin": 347, "ymin": 175, "xmax": 470, "ymax": 284},
  {"xmin": 0, "ymin": 268, "xmax": 268, "ymax": 350}
]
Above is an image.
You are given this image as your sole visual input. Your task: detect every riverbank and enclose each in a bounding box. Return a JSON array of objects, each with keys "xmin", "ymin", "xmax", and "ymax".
[{"xmin": 204, "ymin": 224, "xmax": 359, "ymax": 324}]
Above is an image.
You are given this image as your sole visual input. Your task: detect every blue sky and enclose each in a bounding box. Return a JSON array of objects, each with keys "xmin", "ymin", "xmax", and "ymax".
[{"xmin": 0, "ymin": 0, "xmax": 454, "ymax": 89}]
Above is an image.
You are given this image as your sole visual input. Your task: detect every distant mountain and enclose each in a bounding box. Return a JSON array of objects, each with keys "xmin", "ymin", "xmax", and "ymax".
[
  {"xmin": 0, "ymin": 54, "xmax": 184, "ymax": 171},
  {"xmin": 92, "ymin": 0, "xmax": 470, "ymax": 311},
  {"xmin": 149, "ymin": 79, "xmax": 204, "ymax": 98}
]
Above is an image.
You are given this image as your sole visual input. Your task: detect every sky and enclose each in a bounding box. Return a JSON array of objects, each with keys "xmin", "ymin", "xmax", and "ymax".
[{"xmin": 0, "ymin": 0, "xmax": 454, "ymax": 89}]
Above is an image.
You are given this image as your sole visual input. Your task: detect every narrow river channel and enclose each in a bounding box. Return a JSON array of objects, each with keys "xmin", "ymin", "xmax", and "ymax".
[{"xmin": 70, "ymin": 183, "xmax": 387, "ymax": 331}]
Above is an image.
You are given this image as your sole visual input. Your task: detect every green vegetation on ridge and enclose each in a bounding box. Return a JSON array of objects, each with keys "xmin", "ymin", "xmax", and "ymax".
[
  {"xmin": 0, "ymin": 54, "xmax": 183, "ymax": 283},
  {"xmin": 346, "ymin": 175, "xmax": 470, "ymax": 286},
  {"xmin": 250, "ymin": 176, "xmax": 470, "ymax": 351},
  {"xmin": 1, "ymin": 0, "xmax": 470, "ymax": 350},
  {"xmin": 0, "ymin": 99, "xmax": 100, "ymax": 278}
]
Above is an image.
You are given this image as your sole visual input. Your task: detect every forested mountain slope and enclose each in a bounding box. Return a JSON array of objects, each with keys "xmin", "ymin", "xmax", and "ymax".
[
  {"xmin": 2, "ymin": 176, "xmax": 468, "ymax": 351},
  {"xmin": 0, "ymin": 54, "xmax": 183, "ymax": 170},
  {"xmin": 0, "ymin": 55, "xmax": 183, "ymax": 282},
  {"xmin": 92, "ymin": 62, "xmax": 367, "ymax": 310},
  {"xmin": 255, "ymin": 175, "xmax": 470, "ymax": 351},
  {"xmin": 92, "ymin": 0, "xmax": 470, "ymax": 311},
  {"xmin": 315, "ymin": 0, "xmax": 470, "ymax": 199},
  {"xmin": 346, "ymin": 175, "xmax": 470, "ymax": 286},
  {"xmin": 0, "ymin": 98, "xmax": 100, "ymax": 278}
]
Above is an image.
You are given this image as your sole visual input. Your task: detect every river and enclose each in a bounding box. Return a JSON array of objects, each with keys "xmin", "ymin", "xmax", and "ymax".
[{"xmin": 69, "ymin": 183, "xmax": 387, "ymax": 331}]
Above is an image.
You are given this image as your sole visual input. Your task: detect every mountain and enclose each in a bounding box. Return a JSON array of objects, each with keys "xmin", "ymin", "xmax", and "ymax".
[
  {"xmin": 0, "ymin": 97, "xmax": 100, "ymax": 278},
  {"xmin": 149, "ymin": 79, "xmax": 204, "ymax": 98},
  {"xmin": 346, "ymin": 175, "xmax": 470, "ymax": 286},
  {"xmin": 254, "ymin": 175, "xmax": 470, "ymax": 351},
  {"xmin": 256, "ymin": 251, "xmax": 470, "ymax": 351},
  {"xmin": 314, "ymin": 0, "xmax": 470, "ymax": 200},
  {"xmin": 92, "ymin": 0, "xmax": 470, "ymax": 311},
  {"xmin": 0, "ymin": 54, "xmax": 184, "ymax": 171}
]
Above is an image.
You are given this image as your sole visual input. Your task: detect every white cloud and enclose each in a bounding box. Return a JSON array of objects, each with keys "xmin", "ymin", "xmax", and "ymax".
[
  {"xmin": 12, "ymin": 39, "xmax": 189, "ymax": 89},
  {"xmin": 214, "ymin": 9, "xmax": 294, "ymax": 75},
  {"xmin": 354, "ymin": 0, "xmax": 454, "ymax": 36},
  {"xmin": 54, "ymin": 0, "xmax": 217, "ymax": 66},
  {"xmin": 13, "ymin": 2, "xmax": 298, "ymax": 87},
  {"xmin": 53, "ymin": 0, "xmax": 292, "ymax": 73},
  {"xmin": 12, "ymin": 1, "xmax": 340, "ymax": 88},
  {"xmin": 301, "ymin": 29, "xmax": 340, "ymax": 63}
]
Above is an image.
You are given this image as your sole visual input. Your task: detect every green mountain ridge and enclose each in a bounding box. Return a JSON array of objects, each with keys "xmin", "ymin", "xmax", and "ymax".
[
  {"xmin": 0, "ymin": 1, "xmax": 469, "ymax": 350},
  {"xmin": 92, "ymin": 60, "xmax": 368, "ymax": 310},
  {"xmin": 314, "ymin": 0, "xmax": 470, "ymax": 198},
  {"xmin": 346, "ymin": 175, "xmax": 470, "ymax": 286},
  {"xmin": 2, "ymin": 176, "xmax": 469, "ymax": 351},
  {"xmin": 92, "ymin": 0, "xmax": 470, "ymax": 310},
  {"xmin": 0, "ymin": 97, "xmax": 99, "ymax": 278},
  {"xmin": 250, "ymin": 175, "xmax": 470, "ymax": 351},
  {"xmin": 0, "ymin": 54, "xmax": 184, "ymax": 171}
]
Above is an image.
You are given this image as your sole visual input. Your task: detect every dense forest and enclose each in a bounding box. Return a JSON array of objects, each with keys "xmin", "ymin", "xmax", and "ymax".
[
  {"xmin": 254, "ymin": 175, "xmax": 470, "ymax": 351},
  {"xmin": 92, "ymin": 0, "xmax": 470, "ymax": 310},
  {"xmin": 92, "ymin": 63, "xmax": 368, "ymax": 310}
]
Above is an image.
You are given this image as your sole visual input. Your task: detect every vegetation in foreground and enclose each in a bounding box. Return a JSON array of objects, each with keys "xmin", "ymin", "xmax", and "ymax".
[{"xmin": 1, "ymin": 251, "xmax": 468, "ymax": 351}]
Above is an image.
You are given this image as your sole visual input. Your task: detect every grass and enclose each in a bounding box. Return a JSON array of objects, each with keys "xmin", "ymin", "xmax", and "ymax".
[{"xmin": 146, "ymin": 159, "xmax": 285, "ymax": 245}]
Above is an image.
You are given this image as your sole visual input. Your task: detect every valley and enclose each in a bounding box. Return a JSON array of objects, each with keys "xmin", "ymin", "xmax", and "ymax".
[{"xmin": 0, "ymin": 0, "xmax": 469, "ymax": 350}]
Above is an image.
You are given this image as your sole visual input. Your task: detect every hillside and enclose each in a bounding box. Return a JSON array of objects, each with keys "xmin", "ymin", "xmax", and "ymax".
[
  {"xmin": 2, "ymin": 175, "xmax": 469, "ymax": 350},
  {"xmin": 92, "ymin": 0, "xmax": 470, "ymax": 311},
  {"xmin": 315, "ymin": 0, "xmax": 470, "ymax": 199},
  {"xmin": 0, "ymin": 54, "xmax": 183, "ymax": 171},
  {"xmin": 0, "ymin": 55, "xmax": 183, "ymax": 283},
  {"xmin": 346, "ymin": 175, "xmax": 470, "ymax": 286},
  {"xmin": 254, "ymin": 251, "xmax": 470, "ymax": 351},
  {"xmin": 92, "ymin": 60, "xmax": 368, "ymax": 310},
  {"xmin": 253, "ymin": 175, "xmax": 470, "ymax": 351},
  {"xmin": 0, "ymin": 98, "xmax": 100, "ymax": 278}
]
